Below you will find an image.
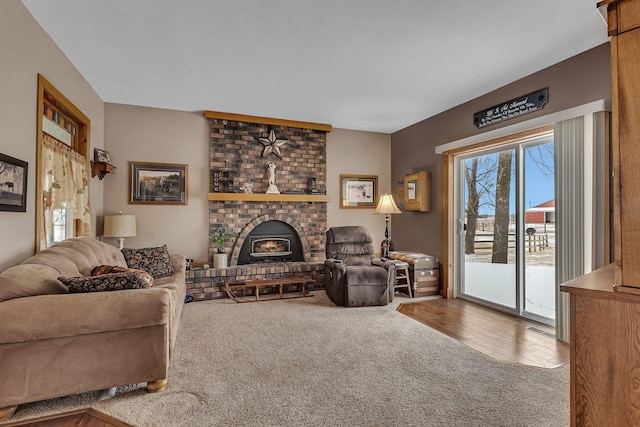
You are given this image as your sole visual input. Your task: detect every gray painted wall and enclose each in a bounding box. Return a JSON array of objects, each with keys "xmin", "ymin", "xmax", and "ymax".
[{"xmin": 390, "ymin": 43, "xmax": 611, "ymax": 260}]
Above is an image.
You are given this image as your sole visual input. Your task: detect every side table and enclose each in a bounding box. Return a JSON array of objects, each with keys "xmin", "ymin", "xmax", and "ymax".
[{"xmin": 394, "ymin": 261, "xmax": 412, "ymax": 298}]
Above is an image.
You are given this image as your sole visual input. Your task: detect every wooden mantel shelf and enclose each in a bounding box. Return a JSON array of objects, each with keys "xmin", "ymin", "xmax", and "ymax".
[
  {"xmin": 208, "ymin": 193, "xmax": 330, "ymax": 203},
  {"xmin": 204, "ymin": 111, "xmax": 332, "ymax": 132}
]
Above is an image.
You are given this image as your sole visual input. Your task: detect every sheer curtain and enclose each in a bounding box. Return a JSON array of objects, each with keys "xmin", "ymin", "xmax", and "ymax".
[{"xmin": 40, "ymin": 134, "xmax": 91, "ymax": 249}]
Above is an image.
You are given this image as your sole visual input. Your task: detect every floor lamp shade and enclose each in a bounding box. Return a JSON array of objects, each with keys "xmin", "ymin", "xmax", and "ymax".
[
  {"xmin": 375, "ymin": 194, "xmax": 401, "ymax": 258},
  {"xmin": 104, "ymin": 215, "xmax": 136, "ymax": 249}
]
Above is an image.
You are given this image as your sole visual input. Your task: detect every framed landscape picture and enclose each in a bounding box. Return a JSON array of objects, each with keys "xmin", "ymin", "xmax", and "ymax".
[
  {"xmin": 0, "ymin": 153, "xmax": 28, "ymax": 212},
  {"xmin": 339, "ymin": 174, "xmax": 377, "ymax": 209},
  {"xmin": 129, "ymin": 161, "xmax": 188, "ymax": 205}
]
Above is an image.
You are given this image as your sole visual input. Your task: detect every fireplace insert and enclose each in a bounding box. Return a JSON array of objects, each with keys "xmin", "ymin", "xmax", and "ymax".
[
  {"xmin": 237, "ymin": 220, "xmax": 303, "ymax": 264},
  {"xmin": 250, "ymin": 236, "xmax": 292, "ymax": 261}
]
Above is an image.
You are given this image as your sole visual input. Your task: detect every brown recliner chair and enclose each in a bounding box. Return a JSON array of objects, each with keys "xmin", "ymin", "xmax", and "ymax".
[{"xmin": 324, "ymin": 226, "xmax": 396, "ymax": 306}]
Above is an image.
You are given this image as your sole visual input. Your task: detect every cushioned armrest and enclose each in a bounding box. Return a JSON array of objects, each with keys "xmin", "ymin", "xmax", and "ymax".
[
  {"xmin": 170, "ymin": 254, "xmax": 186, "ymax": 275},
  {"xmin": 371, "ymin": 258, "xmax": 397, "ymax": 270},
  {"xmin": 324, "ymin": 258, "xmax": 347, "ymax": 270},
  {"xmin": 0, "ymin": 287, "xmax": 171, "ymax": 344}
]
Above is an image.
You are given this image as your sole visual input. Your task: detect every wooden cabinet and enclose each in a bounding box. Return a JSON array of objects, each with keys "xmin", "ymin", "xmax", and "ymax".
[
  {"xmin": 561, "ymin": 265, "xmax": 640, "ymax": 426},
  {"xmin": 604, "ymin": 0, "xmax": 640, "ymax": 289},
  {"xmin": 562, "ymin": 2, "xmax": 640, "ymax": 425},
  {"xmin": 404, "ymin": 171, "xmax": 430, "ymax": 212}
]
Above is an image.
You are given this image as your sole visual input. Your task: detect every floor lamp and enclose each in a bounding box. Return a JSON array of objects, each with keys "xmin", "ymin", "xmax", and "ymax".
[
  {"xmin": 104, "ymin": 213, "xmax": 137, "ymax": 250},
  {"xmin": 375, "ymin": 194, "xmax": 401, "ymax": 258}
]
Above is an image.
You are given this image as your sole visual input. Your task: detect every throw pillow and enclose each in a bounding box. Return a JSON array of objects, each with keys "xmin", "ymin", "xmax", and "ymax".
[
  {"xmin": 59, "ymin": 271, "xmax": 153, "ymax": 293},
  {"xmin": 121, "ymin": 245, "xmax": 174, "ymax": 279},
  {"xmin": 90, "ymin": 264, "xmax": 154, "ymax": 287}
]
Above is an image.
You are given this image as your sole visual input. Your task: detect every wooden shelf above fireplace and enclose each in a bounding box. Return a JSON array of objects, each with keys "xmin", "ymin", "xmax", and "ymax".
[{"xmin": 208, "ymin": 193, "xmax": 330, "ymax": 203}]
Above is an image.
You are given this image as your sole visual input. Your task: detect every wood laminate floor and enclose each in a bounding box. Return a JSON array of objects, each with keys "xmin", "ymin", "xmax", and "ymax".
[
  {"xmin": 397, "ymin": 298, "xmax": 569, "ymax": 368},
  {"xmin": 3, "ymin": 408, "xmax": 131, "ymax": 427}
]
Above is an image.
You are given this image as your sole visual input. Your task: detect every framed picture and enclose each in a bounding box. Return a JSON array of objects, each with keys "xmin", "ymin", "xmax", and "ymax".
[
  {"xmin": 94, "ymin": 148, "xmax": 111, "ymax": 163},
  {"xmin": 0, "ymin": 153, "xmax": 28, "ymax": 212},
  {"xmin": 129, "ymin": 162, "xmax": 188, "ymax": 205},
  {"xmin": 339, "ymin": 174, "xmax": 378, "ymax": 209}
]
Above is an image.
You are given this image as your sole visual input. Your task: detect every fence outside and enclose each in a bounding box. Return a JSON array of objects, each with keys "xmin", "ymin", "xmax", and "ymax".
[{"xmin": 471, "ymin": 232, "xmax": 550, "ymax": 253}]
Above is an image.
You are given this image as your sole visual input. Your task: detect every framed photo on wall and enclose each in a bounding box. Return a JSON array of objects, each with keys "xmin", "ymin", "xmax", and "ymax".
[
  {"xmin": 129, "ymin": 161, "xmax": 188, "ymax": 205},
  {"xmin": 0, "ymin": 153, "xmax": 28, "ymax": 212},
  {"xmin": 94, "ymin": 148, "xmax": 111, "ymax": 163},
  {"xmin": 339, "ymin": 174, "xmax": 378, "ymax": 209}
]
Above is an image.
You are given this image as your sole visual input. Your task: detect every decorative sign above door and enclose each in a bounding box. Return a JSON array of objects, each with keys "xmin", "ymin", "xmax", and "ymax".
[{"xmin": 473, "ymin": 87, "xmax": 548, "ymax": 129}]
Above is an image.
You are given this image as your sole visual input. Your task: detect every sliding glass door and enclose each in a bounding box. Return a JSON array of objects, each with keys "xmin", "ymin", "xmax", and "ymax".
[
  {"xmin": 456, "ymin": 134, "xmax": 556, "ymax": 324},
  {"xmin": 522, "ymin": 141, "xmax": 555, "ymax": 320},
  {"xmin": 460, "ymin": 147, "xmax": 517, "ymax": 309}
]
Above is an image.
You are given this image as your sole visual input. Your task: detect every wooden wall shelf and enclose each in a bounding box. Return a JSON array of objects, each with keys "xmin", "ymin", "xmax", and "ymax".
[
  {"xmin": 208, "ymin": 193, "xmax": 329, "ymax": 203},
  {"xmin": 90, "ymin": 161, "xmax": 116, "ymax": 180}
]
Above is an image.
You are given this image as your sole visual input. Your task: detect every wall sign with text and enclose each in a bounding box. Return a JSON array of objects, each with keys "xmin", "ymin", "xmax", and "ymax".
[{"xmin": 473, "ymin": 88, "xmax": 548, "ymax": 129}]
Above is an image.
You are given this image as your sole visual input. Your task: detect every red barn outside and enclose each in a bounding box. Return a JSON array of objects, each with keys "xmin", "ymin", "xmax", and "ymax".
[{"xmin": 525, "ymin": 199, "xmax": 555, "ymax": 224}]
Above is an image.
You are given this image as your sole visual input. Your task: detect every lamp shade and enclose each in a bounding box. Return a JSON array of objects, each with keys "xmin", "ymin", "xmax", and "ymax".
[
  {"xmin": 104, "ymin": 215, "xmax": 137, "ymax": 238},
  {"xmin": 375, "ymin": 194, "xmax": 401, "ymax": 215}
]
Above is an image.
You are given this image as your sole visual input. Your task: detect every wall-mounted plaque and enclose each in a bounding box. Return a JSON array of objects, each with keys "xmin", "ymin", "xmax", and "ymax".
[{"xmin": 473, "ymin": 88, "xmax": 548, "ymax": 129}]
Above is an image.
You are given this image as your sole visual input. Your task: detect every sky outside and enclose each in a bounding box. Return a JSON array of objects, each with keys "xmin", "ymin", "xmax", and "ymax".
[{"xmin": 466, "ymin": 142, "xmax": 555, "ymax": 216}]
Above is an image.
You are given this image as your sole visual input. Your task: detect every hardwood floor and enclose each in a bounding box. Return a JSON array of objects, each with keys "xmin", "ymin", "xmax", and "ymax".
[
  {"xmin": 3, "ymin": 408, "xmax": 131, "ymax": 427},
  {"xmin": 397, "ymin": 298, "xmax": 569, "ymax": 368}
]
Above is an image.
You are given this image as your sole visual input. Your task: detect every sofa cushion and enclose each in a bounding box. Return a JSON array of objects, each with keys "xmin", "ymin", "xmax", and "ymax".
[
  {"xmin": 0, "ymin": 288, "xmax": 171, "ymax": 344},
  {"xmin": 91, "ymin": 265, "xmax": 154, "ymax": 287},
  {"xmin": 23, "ymin": 237, "xmax": 128, "ymax": 276},
  {"xmin": 59, "ymin": 271, "xmax": 153, "ymax": 293},
  {"xmin": 0, "ymin": 264, "xmax": 69, "ymax": 302},
  {"xmin": 121, "ymin": 245, "xmax": 174, "ymax": 279}
]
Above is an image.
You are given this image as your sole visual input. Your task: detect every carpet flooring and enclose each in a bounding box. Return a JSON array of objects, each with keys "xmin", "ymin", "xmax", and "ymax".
[{"xmin": 2, "ymin": 292, "xmax": 569, "ymax": 426}]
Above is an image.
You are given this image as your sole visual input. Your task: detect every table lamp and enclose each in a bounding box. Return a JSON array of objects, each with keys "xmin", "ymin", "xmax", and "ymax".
[
  {"xmin": 375, "ymin": 194, "xmax": 401, "ymax": 258},
  {"xmin": 104, "ymin": 213, "xmax": 136, "ymax": 249}
]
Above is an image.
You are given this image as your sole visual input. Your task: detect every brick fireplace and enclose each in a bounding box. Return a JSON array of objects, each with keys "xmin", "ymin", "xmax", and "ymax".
[{"xmin": 185, "ymin": 114, "xmax": 330, "ymax": 301}]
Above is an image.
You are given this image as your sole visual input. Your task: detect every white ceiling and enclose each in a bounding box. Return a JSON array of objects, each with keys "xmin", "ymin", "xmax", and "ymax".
[{"xmin": 21, "ymin": 0, "xmax": 608, "ymax": 134}]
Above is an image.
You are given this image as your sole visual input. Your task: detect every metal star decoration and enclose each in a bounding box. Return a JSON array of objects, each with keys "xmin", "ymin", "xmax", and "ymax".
[{"xmin": 257, "ymin": 130, "xmax": 288, "ymax": 159}]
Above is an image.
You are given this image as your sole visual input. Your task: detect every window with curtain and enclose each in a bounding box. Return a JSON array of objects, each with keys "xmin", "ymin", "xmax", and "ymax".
[
  {"xmin": 36, "ymin": 75, "xmax": 92, "ymax": 251},
  {"xmin": 40, "ymin": 133, "xmax": 91, "ymax": 249}
]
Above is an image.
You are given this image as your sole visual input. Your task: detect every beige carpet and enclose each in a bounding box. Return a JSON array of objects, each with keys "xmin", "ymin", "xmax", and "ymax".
[{"xmin": 2, "ymin": 292, "xmax": 569, "ymax": 426}]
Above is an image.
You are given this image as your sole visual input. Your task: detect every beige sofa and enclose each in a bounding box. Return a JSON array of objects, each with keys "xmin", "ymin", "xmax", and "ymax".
[{"xmin": 0, "ymin": 237, "xmax": 186, "ymax": 421}]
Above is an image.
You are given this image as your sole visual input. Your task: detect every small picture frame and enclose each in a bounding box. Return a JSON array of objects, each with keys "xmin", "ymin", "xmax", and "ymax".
[
  {"xmin": 129, "ymin": 161, "xmax": 188, "ymax": 205},
  {"xmin": 339, "ymin": 174, "xmax": 378, "ymax": 209},
  {"xmin": 0, "ymin": 153, "xmax": 28, "ymax": 212},
  {"xmin": 94, "ymin": 148, "xmax": 111, "ymax": 163}
]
